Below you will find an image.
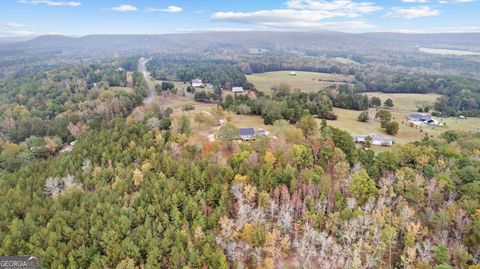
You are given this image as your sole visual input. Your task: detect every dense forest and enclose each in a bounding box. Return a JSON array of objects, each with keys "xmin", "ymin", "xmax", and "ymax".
[
  {"xmin": 0, "ymin": 65, "xmax": 147, "ymax": 171},
  {"xmin": 1, "ymin": 109, "xmax": 480, "ymax": 268}
]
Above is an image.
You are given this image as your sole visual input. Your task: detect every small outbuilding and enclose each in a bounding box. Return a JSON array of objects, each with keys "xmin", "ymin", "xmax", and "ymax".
[
  {"xmin": 239, "ymin": 128, "xmax": 255, "ymax": 141},
  {"xmin": 192, "ymin": 79, "xmax": 203, "ymax": 87},
  {"xmin": 232, "ymin": 87, "xmax": 244, "ymax": 93}
]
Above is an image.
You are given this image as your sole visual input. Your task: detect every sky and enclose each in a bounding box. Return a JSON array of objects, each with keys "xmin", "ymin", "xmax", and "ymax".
[{"xmin": 0, "ymin": 0, "xmax": 479, "ymax": 37}]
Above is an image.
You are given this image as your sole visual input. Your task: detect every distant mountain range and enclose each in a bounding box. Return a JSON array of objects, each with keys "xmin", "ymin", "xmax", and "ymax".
[
  {"xmin": 0, "ymin": 31, "xmax": 479, "ymax": 79},
  {"xmin": 1, "ymin": 31, "xmax": 480, "ymax": 54}
]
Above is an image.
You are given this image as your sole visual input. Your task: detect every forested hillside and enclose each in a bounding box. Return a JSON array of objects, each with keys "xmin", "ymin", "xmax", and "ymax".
[
  {"xmin": 1, "ymin": 108, "xmax": 480, "ymax": 268},
  {"xmin": 0, "ymin": 65, "xmax": 147, "ymax": 172}
]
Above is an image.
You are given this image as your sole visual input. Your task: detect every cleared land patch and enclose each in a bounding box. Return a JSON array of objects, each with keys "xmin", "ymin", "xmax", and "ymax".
[
  {"xmin": 247, "ymin": 71, "xmax": 355, "ymax": 94},
  {"xmin": 419, "ymin": 47, "xmax": 480, "ymax": 56},
  {"xmin": 363, "ymin": 92, "xmax": 441, "ymax": 112}
]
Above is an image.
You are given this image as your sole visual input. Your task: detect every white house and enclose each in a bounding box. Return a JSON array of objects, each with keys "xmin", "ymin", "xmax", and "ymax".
[
  {"xmin": 352, "ymin": 134, "xmax": 393, "ymax": 147},
  {"xmin": 232, "ymin": 87, "xmax": 244, "ymax": 93},
  {"xmin": 192, "ymin": 79, "xmax": 203, "ymax": 87}
]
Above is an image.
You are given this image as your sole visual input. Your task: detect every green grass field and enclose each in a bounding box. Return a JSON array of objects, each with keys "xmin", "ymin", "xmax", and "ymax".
[
  {"xmin": 326, "ymin": 108, "xmax": 425, "ymax": 145},
  {"xmin": 247, "ymin": 71, "xmax": 354, "ymax": 94},
  {"xmin": 328, "ymin": 105, "xmax": 480, "ymax": 145},
  {"xmin": 364, "ymin": 92, "xmax": 441, "ymax": 111}
]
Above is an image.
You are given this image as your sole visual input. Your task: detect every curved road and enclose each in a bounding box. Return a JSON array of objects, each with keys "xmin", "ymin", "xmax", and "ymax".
[{"xmin": 138, "ymin": 57, "xmax": 153, "ymax": 105}]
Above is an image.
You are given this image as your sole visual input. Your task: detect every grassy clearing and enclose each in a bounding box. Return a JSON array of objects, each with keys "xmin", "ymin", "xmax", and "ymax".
[
  {"xmin": 419, "ymin": 47, "xmax": 480, "ymax": 56},
  {"xmin": 363, "ymin": 92, "xmax": 441, "ymax": 112},
  {"xmin": 329, "ymin": 106, "xmax": 480, "ymax": 145},
  {"xmin": 247, "ymin": 71, "xmax": 354, "ymax": 94},
  {"xmin": 327, "ymin": 108, "xmax": 424, "ymax": 145}
]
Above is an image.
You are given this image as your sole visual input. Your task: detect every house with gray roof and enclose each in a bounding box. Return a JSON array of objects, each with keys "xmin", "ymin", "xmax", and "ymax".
[
  {"xmin": 239, "ymin": 128, "xmax": 255, "ymax": 141},
  {"xmin": 408, "ymin": 113, "xmax": 437, "ymax": 125}
]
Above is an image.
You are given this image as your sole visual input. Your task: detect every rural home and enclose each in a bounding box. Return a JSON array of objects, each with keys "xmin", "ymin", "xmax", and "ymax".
[
  {"xmin": 408, "ymin": 113, "xmax": 438, "ymax": 125},
  {"xmin": 239, "ymin": 128, "xmax": 255, "ymax": 141},
  {"xmin": 192, "ymin": 79, "xmax": 203, "ymax": 87},
  {"xmin": 352, "ymin": 134, "xmax": 393, "ymax": 147},
  {"xmin": 232, "ymin": 87, "xmax": 244, "ymax": 93}
]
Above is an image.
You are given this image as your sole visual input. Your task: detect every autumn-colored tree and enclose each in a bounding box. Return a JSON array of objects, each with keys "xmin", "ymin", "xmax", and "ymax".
[{"xmin": 296, "ymin": 114, "xmax": 318, "ymax": 139}]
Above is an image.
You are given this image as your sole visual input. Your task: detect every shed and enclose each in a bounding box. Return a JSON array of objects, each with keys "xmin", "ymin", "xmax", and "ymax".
[
  {"xmin": 192, "ymin": 79, "xmax": 203, "ymax": 87},
  {"xmin": 232, "ymin": 87, "xmax": 244, "ymax": 93}
]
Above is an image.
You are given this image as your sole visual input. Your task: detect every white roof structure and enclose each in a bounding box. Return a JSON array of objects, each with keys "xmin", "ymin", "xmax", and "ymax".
[
  {"xmin": 192, "ymin": 79, "xmax": 203, "ymax": 87},
  {"xmin": 352, "ymin": 134, "xmax": 393, "ymax": 146},
  {"xmin": 232, "ymin": 87, "xmax": 244, "ymax": 92}
]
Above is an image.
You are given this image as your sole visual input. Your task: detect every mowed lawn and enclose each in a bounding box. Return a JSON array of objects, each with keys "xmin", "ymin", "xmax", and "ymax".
[
  {"xmin": 363, "ymin": 92, "xmax": 441, "ymax": 112},
  {"xmin": 328, "ymin": 107, "xmax": 480, "ymax": 145},
  {"xmin": 247, "ymin": 71, "xmax": 354, "ymax": 94},
  {"xmin": 326, "ymin": 108, "xmax": 425, "ymax": 145}
]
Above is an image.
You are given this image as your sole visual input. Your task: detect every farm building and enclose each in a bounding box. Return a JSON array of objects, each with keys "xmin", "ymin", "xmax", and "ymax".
[
  {"xmin": 408, "ymin": 113, "xmax": 438, "ymax": 125},
  {"xmin": 239, "ymin": 128, "xmax": 255, "ymax": 141},
  {"xmin": 256, "ymin": 129, "xmax": 268, "ymax": 138},
  {"xmin": 290, "ymin": 71, "xmax": 297, "ymax": 76},
  {"xmin": 192, "ymin": 79, "xmax": 203, "ymax": 87},
  {"xmin": 352, "ymin": 134, "xmax": 393, "ymax": 147},
  {"xmin": 232, "ymin": 87, "xmax": 244, "ymax": 93}
]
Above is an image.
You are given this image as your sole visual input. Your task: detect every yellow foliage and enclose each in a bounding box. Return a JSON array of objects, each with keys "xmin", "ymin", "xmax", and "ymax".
[
  {"xmin": 234, "ymin": 174, "xmax": 249, "ymax": 185},
  {"xmin": 280, "ymin": 236, "xmax": 290, "ymax": 253},
  {"xmin": 244, "ymin": 184, "xmax": 257, "ymax": 202},
  {"xmin": 155, "ymin": 133, "xmax": 164, "ymax": 145},
  {"xmin": 240, "ymin": 223, "xmax": 254, "ymax": 245},
  {"xmin": 264, "ymin": 228, "xmax": 280, "ymax": 257},
  {"xmin": 260, "ymin": 258, "xmax": 275, "ymax": 269},
  {"xmin": 258, "ymin": 191, "xmax": 270, "ymax": 208},
  {"xmin": 141, "ymin": 162, "xmax": 152, "ymax": 173},
  {"xmin": 133, "ymin": 168, "xmax": 144, "ymax": 187},
  {"xmin": 264, "ymin": 151, "xmax": 276, "ymax": 166},
  {"xmin": 92, "ymin": 166, "xmax": 102, "ymax": 178},
  {"xmin": 128, "ymin": 140, "xmax": 137, "ymax": 149}
]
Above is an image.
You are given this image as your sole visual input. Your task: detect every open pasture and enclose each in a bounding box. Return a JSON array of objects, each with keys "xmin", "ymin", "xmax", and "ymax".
[{"xmin": 247, "ymin": 71, "xmax": 354, "ymax": 94}]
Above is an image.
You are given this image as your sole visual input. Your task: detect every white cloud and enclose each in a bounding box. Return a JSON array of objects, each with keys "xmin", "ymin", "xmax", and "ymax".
[
  {"xmin": 146, "ymin": 5, "xmax": 183, "ymax": 13},
  {"xmin": 384, "ymin": 6, "xmax": 441, "ymax": 18},
  {"xmin": 4, "ymin": 22, "xmax": 26, "ymax": 28},
  {"xmin": 394, "ymin": 26, "xmax": 480, "ymax": 33},
  {"xmin": 12, "ymin": 30, "xmax": 36, "ymax": 36},
  {"xmin": 162, "ymin": 5, "xmax": 183, "ymax": 13},
  {"xmin": 19, "ymin": 0, "xmax": 81, "ymax": 6},
  {"xmin": 286, "ymin": 0, "xmax": 382, "ymax": 13},
  {"xmin": 402, "ymin": 0, "xmax": 430, "ymax": 3},
  {"xmin": 438, "ymin": 0, "xmax": 474, "ymax": 3},
  {"xmin": 212, "ymin": 0, "xmax": 382, "ymax": 30},
  {"xmin": 111, "ymin": 4, "xmax": 137, "ymax": 12}
]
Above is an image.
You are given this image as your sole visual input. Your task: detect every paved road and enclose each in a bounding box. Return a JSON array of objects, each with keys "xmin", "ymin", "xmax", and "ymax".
[{"xmin": 138, "ymin": 57, "xmax": 153, "ymax": 105}]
